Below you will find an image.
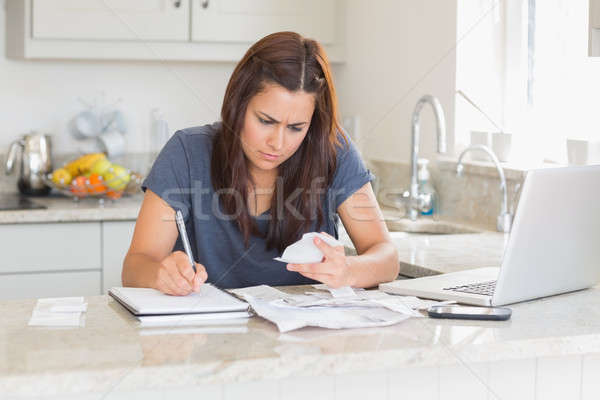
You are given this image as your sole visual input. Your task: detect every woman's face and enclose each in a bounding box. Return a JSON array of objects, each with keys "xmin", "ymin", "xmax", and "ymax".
[{"xmin": 240, "ymin": 83, "xmax": 315, "ymax": 179}]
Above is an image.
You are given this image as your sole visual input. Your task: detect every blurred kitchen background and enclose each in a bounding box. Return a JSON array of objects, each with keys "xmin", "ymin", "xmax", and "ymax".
[{"xmin": 1, "ymin": 0, "xmax": 599, "ymax": 188}]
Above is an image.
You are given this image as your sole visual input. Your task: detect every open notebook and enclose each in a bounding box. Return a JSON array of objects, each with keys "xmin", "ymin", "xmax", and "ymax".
[
  {"xmin": 380, "ymin": 165, "xmax": 600, "ymax": 306},
  {"xmin": 109, "ymin": 283, "xmax": 250, "ymax": 319}
]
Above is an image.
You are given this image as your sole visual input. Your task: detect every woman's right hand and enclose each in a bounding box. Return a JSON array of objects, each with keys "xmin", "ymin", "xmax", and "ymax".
[{"xmin": 153, "ymin": 251, "xmax": 208, "ymax": 296}]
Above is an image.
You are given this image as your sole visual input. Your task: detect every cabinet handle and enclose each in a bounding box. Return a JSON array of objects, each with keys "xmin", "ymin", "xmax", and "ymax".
[
  {"xmin": 173, "ymin": 0, "xmax": 181, "ymax": 7},
  {"xmin": 201, "ymin": 0, "xmax": 209, "ymax": 9}
]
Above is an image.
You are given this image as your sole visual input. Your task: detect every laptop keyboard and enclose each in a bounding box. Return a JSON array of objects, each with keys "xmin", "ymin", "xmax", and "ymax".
[{"xmin": 443, "ymin": 280, "xmax": 497, "ymax": 297}]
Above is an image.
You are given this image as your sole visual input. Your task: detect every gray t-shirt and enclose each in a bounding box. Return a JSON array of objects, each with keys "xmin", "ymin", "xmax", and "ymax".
[{"xmin": 142, "ymin": 122, "xmax": 374, "ymax": 288}]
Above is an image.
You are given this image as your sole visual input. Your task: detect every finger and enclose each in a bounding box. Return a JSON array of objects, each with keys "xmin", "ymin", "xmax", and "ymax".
[
  {"xmin": 313, "ymin": 237, "xmax": 343, "ymax": 258},
  {"xmin": 193, "ymin": 264, "xmax": 208, "ymax": 291},
  {"xmin": 173, "ymin": 251, "xmax": 196, "ymax": 281}
]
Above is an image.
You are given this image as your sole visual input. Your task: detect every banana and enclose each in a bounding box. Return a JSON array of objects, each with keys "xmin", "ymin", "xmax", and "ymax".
[{"xmin": 64, "ymin": 153, "xmax": 107, "ymax": 177}]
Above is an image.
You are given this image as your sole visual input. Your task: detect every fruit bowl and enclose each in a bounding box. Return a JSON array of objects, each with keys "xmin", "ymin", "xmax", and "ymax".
[
  {"xmin": 42, "ymin": 153, "xmax": 143, "ymax": 201},
  {"xmin": 42, "ymin": 171, "xmax": 143, "ymax": 201}
]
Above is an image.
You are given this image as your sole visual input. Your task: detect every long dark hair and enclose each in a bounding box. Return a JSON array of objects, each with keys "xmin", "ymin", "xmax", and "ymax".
[{"xmin": 211, "ymin": 31, "xmax": 345, "ymax": 252}]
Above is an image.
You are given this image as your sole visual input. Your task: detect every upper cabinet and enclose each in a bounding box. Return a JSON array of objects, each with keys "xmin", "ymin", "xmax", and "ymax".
[
  {"xmin": 5, "ymin": 0, "xmax": 345, "ymax": 62},
  {"xmin": 191, "ymin": 0, "xmax": 336, "ymax": 44},
  {"xmin": 591, "ymin": 0, "xmax": 600, "ymax": 56}
]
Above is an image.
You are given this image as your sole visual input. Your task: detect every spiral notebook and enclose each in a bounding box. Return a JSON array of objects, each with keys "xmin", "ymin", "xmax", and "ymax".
[{"xmin": 109, "ymin": 283, "xmax": 250, "ymax": 317}]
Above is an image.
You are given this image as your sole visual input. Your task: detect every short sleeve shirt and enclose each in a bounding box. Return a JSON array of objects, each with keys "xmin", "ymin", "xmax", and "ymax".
[{"xmin": 142, "ymin": 122, "xmax": 374, "ymax": 288}]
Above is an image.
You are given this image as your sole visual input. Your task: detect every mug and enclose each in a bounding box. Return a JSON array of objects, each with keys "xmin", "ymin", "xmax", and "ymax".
[{"xmin": 96, "ymin": 131, "xmax": 125, "ymax": 159}]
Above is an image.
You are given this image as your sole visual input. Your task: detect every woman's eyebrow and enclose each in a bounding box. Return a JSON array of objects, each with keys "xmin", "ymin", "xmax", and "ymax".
[{"xmin": 258, "ymin": 111, "xmax": 308, "ymax": 127}]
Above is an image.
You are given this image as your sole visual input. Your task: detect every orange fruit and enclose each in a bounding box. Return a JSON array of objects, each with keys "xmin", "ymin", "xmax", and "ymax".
[
  {"xmin": 70, "ymin": 175, "xmax": 88, "ymax": 198},
  {"xmin": 86, "ymin": 173, "xmax": 107, "ymax": 194}
]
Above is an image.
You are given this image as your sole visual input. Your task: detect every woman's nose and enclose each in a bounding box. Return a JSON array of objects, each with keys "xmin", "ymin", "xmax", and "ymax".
[{"xmin": 267, "ymin": 127, "xmax": 284, "ymax": 150}]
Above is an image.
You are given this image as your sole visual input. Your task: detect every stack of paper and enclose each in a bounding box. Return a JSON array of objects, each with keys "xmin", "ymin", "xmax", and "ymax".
[{"xmin": 28, "ymin": 297, "xmax": 87, "ymax": 327}]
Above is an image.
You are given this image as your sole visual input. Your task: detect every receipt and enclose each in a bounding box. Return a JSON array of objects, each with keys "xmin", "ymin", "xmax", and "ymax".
[{"xmin": 274, "ymin": 232, "xmax": 343, "ymax": 264}]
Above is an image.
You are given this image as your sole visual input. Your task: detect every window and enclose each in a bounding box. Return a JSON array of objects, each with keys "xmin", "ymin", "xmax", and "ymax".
[{"xmin": 455, "ymin": 0, "xmax": 599, "ymax": 167}]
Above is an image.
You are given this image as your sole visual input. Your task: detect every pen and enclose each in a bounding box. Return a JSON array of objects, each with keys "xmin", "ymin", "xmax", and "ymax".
[{"xmin": 175, "ymin": 210, "xmax": 196, "ymax": 273}]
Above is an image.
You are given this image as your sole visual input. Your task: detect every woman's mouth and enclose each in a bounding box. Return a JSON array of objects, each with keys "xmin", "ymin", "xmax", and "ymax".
[{"xmin": 260, "ymin": 151, "xmax": 280, "ymax": 161}]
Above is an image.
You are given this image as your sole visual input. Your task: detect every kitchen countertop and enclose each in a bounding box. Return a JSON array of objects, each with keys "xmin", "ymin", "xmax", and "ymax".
[
  {"xmin": 2, "ymin": 284, "xmax": 600, "ymax": 398},
  {"xmin": 2, "ymin": 203, "xmax": 600, "ymax": 397},
  {"xmin": 0, "ymin": 192, "xmax": 144, "ymax": 224}
]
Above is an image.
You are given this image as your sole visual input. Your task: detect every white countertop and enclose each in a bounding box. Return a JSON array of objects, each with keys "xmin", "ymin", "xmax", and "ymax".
[
  {"xmin": 0, "ymin": 192, "xmax": 143, "ymax": 224},
  {"xmin": 2, "ymin": 202, "xmax": 600, "ymax": 397},
  {"xmin": 2, "ymin": 285, "xmax": 600, "ymax": 397}
]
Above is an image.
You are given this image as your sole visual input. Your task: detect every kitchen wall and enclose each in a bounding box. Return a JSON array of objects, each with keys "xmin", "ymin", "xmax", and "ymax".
[{"xmin": 0, "ymin": 0, "xmax": 458, "ymax": 169}]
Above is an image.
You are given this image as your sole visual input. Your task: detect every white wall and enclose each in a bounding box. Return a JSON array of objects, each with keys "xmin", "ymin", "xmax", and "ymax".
[
  {"xmin": 0, "ymin": 2, "xmax": 234, "ymax": 156},
  {"xmin": 0, "ymin": 0, "xmax": 459, "ymax": 167},
  {"xmin": 335, "ymin": 0, "xmax": 458, "ymax": 164}
]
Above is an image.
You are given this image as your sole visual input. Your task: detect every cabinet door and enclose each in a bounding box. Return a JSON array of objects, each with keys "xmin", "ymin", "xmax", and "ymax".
[
  {"xmin": 102, "ymin": 221, "xmax": 136, "ymax": 293},
  {"xmin": 0, "ymin": 222, "xmax": 101, "ymax": 273},
  {"xmin": 32, "ymin": 0, "xmax": 189, "ymax": 41},
  {"xmin": 0, "ymin": 271, "xmax": 101, "ymax": 300},
  {"xmin": 191, "ymin": 0, "xmax": 337, "ymax": 44}
]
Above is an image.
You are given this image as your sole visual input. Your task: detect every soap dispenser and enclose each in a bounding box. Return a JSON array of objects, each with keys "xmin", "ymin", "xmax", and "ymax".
[{"xmin": 418, "ymin": 159, "xmax": 435, "ymax": 215}]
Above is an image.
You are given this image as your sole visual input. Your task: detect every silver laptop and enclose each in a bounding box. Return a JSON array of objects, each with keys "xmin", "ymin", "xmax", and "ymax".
[{"xmin": 379, "ymin": 165, "xmax": 600, "ymax": 307}]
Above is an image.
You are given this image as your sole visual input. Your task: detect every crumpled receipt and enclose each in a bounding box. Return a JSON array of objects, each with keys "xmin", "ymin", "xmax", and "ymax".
[
  {"xmin": 274, "ymin": 232, "xmax": 343, "ymax": 264},
  {"xmin": 231, "ymin": 285, "xmax": 445, "ymax": 333}
]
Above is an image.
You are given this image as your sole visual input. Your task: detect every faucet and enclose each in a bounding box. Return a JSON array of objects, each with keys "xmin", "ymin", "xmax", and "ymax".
[
  {"xmin": 456, "ymin": 144, "xmax": 512, "ymax": 233},
  {"xmin": 407, "ymin": 95, "xmax": 447, "ymax": 220}
]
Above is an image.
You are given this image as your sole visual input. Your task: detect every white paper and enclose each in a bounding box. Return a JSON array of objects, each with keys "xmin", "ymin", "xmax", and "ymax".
[
  {"xmin": 244, "ymin": 295, "xmax": 413, "ymax": 333},
  {"xmin": 274, "ymin": 232, "xmax": 343, "ymax": 263},
  {"xmin": 28, "ymin": 297, "xmax": 87, "ymax": 327},
  {"xmin": 232, "ymin": 284, "xmax": 449, "ymax": 333}
]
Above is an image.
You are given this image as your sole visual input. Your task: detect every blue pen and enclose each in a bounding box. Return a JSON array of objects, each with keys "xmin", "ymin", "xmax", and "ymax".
[{"xmin": 175, "ymin": 210, "xmax": 196, "ymax": 273}]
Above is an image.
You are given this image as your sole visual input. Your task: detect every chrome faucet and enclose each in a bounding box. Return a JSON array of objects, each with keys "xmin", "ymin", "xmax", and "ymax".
[
  {"xmin": 407, "ymin": 95, "xmax": 447, "ymax": 220},
  {"xmin": 456, "ymin": 144, "xmax": 512, "ymax": 233}
]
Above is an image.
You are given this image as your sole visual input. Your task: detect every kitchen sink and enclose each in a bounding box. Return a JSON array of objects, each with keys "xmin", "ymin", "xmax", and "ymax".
[{"xmin": 384, "ymin": 218, "xmax": 481, "ymax": 235}]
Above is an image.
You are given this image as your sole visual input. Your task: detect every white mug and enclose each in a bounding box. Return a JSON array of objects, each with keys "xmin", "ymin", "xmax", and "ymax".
[
  {"xmin": 69, "ymin": 111, "xmax": 100, "ymax": 139},
  {"xmin": 96, "ymin": 130, "xmax": 126, "ymax": 159}
]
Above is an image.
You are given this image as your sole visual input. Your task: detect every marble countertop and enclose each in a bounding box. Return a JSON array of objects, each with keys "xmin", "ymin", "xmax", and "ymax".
[
  {"xmin": 2, "ymin": 285, "xmax": 600, "ymax": 397},
  {"xmin": 0, "ymin": 192, "xmax": 144, "ymax": 224}
]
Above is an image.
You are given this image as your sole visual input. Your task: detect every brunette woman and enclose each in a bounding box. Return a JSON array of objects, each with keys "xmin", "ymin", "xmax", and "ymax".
[{"xmin": 123, "ymin": 31, "xmax": 399, "ymax": 295}]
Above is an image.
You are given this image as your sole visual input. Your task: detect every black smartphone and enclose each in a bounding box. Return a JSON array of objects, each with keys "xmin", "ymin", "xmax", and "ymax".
[{"xmin": 427, "ymin": 305, "xmax": 512, "ymax": 321}]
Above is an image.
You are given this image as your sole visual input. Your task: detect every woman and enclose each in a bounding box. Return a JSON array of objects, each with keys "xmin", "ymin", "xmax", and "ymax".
[{"xmin": 123, "ymin": 31, "xmax": 399, "ymax": 295}]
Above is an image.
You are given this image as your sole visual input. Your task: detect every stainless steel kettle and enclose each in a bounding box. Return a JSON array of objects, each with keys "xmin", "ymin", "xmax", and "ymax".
[{"xmin": 5, "ymin": 132, "xmax": 53, "ymax": 196}]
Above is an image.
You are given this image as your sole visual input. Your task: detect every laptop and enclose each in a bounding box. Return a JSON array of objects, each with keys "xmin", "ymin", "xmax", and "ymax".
[{"xmin": 379, "ymin": 165, "xmax": 600, "ymax": 307}]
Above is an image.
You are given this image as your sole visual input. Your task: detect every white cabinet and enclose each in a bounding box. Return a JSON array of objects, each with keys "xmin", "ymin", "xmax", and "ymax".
[
  {"xmin": 0, "ymin": 222, "xmax": 102, "ymax": 300},
  {"xmin": 101, "ymin": 220, "xmax": 136, "ymax": 293},
  {"xmin": 0, "ymin": 220, "xmax": 136, "ymax": 300},
  {"xmin": 590, "ymin": 0, "xmax": 600, "ymax": 56},
  {"xmin": 6, "ymin": 0, "xmax": 345, "ymax": 62},
  {"xmin": 191, "ymin": 0, "xmax": 336, "ymax": 44},
  {"xmin": 31, "ymin": 0, "xmax": 189, "ymax": 41}
]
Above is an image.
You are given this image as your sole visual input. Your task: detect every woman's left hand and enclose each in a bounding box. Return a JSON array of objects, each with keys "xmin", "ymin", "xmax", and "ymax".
[{"xmin": 286, "ymin": 232, "xmax": 353, "ymax": 288}]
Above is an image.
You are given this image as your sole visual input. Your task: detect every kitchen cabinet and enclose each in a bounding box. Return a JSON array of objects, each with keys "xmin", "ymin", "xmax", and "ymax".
[
  {"xmin": 101, "ymin": 220, "xmax": 136, "ymax": 294},
  {"xmin": 31, "ymin": 0, "xmax": 189, "ymax": 41},
  {"xmin": 0, "ymin": 220, "xmax": 135, "ymax": 300},
  {"xmin": 6, "ymin": 0, "xmax": 345, "ymax": 62},
  {"xmin": 591, "ymin": 0, "xmax": 600, "ymax": 56},
  {"xmin": 0, "ymin": 222, "xmax": 102, "ymax": 300}
]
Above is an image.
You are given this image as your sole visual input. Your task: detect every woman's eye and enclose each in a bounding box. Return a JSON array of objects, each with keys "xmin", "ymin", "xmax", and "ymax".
[
  {"xmin": 289, "ymin": 126, "xmax": 302, "ymax": 133},
  {"xmin": 258, "ymin": 117, "xmax": 273, "ymax": 125}
]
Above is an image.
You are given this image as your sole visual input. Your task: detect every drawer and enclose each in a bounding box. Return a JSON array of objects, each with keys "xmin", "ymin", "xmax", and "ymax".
[
  {"xmin": 0, "ymin": 222, "xmax": 101, "ymax": 273},
  {"xmin": 0, "ymin": 270, "xmax": 101, "ymax": 300}
]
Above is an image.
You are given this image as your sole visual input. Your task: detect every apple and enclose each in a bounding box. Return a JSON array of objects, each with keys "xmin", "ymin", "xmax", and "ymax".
[
  {"xmin": 89, "ymin": 158, "xmax": 113, "ymax": 176},
  {"xmin": 51, "ymin": 168, "xmax": 72, "ymax": 186},
  {"xmin": 103, "ymin": 164, "xmax": 131, "ymax": 191}
]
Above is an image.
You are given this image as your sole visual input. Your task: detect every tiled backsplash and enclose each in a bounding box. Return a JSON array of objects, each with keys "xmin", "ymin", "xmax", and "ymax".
[{"xmin": 369, "ymin": 158, "xmax": 527, "ymax": 231}]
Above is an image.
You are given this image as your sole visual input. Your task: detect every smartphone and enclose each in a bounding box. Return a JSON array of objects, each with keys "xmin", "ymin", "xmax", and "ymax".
[{"xmin": 427, "ymin": 305, "xmax": 512, "ymax": 321}]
